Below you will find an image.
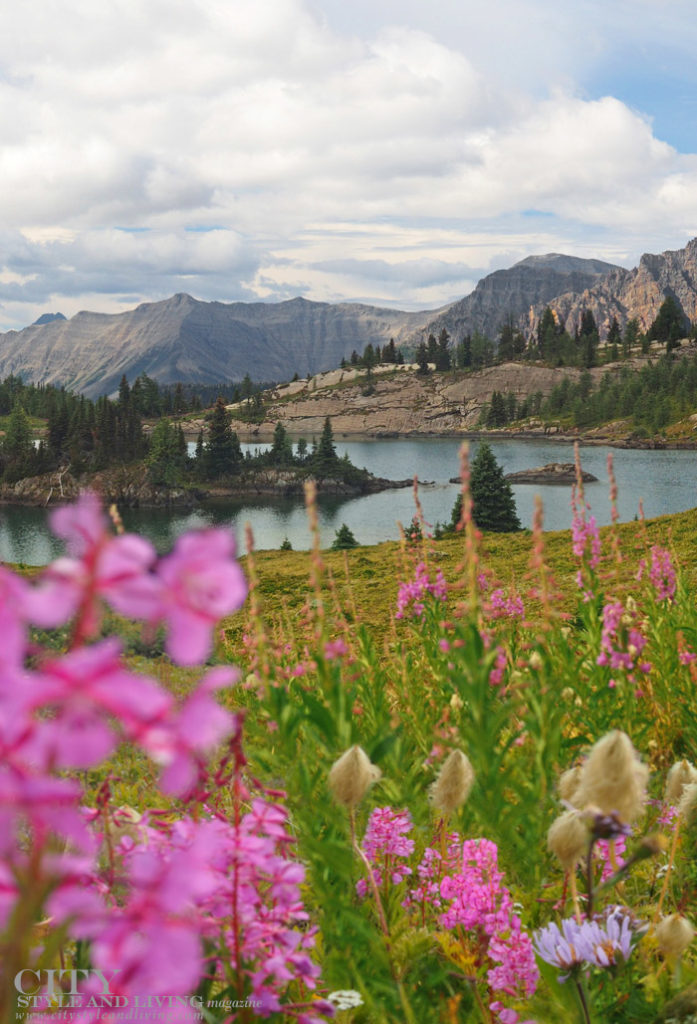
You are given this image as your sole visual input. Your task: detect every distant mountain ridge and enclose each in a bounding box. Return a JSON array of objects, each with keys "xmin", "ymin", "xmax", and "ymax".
[
  {"xmin": 3, "ymin": 239, "xmax": 697, "ymax": 397},
  {"xmin": 416, "ymin": 253, "xmax": 621, "ymax": 344}
]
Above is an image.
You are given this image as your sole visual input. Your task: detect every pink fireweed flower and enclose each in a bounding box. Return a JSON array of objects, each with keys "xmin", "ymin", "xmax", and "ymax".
[
  {"xmin": 154, "ymin": 528, "xmax": 247, "ymax": 665},
  {"xmin": 571, "ymin": 488, "xmax": 601, "ymax": 596},
  {"xmin": 489, "ymin": 646, "xmax": 508, "ymax": 687},
  {"xmin": 396, "ymin": 562, "xmax": 447, "ymax": 619},
  {"xmin": 28, "ymin": 638, "xmax": 173, "ymax": 769},
  {"xmin": 139, "ymin": 668, "xmax": 239, "ymax": 797},
  {"xmin": 27, "ymin": 492, "xmax": 163, "ymax": 631},
  {"xmin": 487, "ymin": 588, "xmax": 525, "ymax": 621},
  {"xmin": 648, "ymin": 546, "xmax": 677, "ymax": 601},
  {"xmin": 439, "ymin": 839, "xmax": 538, "ymax": 999},
  {"xmin": 356, "ymin": 807, "xmax": 415, "ymax": 896},
  {"xmin": 596, "ymin": 601, "xmax": 651, "ymax": 678}
]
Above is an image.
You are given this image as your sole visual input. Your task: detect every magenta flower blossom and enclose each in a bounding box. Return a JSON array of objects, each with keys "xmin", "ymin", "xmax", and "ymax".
[
  {"xmin": 356, "ymin": 807, "xmax": 415, "ymax": 896},
  {"xmin": 28, "ymin": 491, "xmax": 162, "ymax": 630},
  {"xmin": 487, "ymin": 588, "xmax": 525, "ymax": 621},
  {"xmin": 29, "ymin": 638, "xmax": 173, "ymax": 769},
  {"xmin": 440, "ymin": 839, "xmax": 538, "ymax": 999},
  {"xmin": 571, "ymin": 491, "xmax": 602, "ymax": 571},
  {"xmin": 155, "ymin": 528, "xmax": 247, "ymax": 665},
  {"xmin": 140, "ymin": 667, "xmax": 239, "ymax": 797},
  {"xmin": 396, "ymin": 562, "xmax": 447, "ymax": 619},
  {"xmin": 597, "ymin": 601, "xmax": 651, "ymax": 678},
  {"xmin": 637, "ymin": 545, "xmax": 677, "ymax": 601}
]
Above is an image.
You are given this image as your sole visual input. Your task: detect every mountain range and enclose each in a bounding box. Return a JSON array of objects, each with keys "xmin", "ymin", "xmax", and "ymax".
[{"xmin": 2, "ymin": 239, "xmax": 697, "ymax": 398}]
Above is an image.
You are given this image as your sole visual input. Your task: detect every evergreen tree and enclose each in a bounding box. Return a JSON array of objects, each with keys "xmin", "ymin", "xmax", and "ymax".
[
  {"xmin": 647, "ymin": 295, "xmax": 687, "ymax": 352},
  {"xmin": 270, "ymin": 421, "xmax": 293, "ymax": 465},
  {"xmin": 205, "ymin": 397, "xmax": 242, "ymax": 479},
  {"xmin": 426, "ymin": 333, "xmax": 438, "ymax": 365},
  {"xmin": 486, "ymin": 391, "xmax": 508, "ymax": 427},
  {"xmin": 436, "ymin": 329, "xmax": 451, "ymax": 371},
  {"xmin": 313, "ymin": 417, "xmax": 337, "ymax": 475},
  {"xmin": 468, "ymin": 442, "xmax": 521, "ymax": 532},
  {"xmin": 331, "ymin": 523, "xmax": 358, "ymax": 549},
  {"xmin": 415, "ymin": 341, "xmax": 430, "ymax": 375},
  {"xmin": 382, "ymin": 338, "xmax": 397, "ymax": 364}
]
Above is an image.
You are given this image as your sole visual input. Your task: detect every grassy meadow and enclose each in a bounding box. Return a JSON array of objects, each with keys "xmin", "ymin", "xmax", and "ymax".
[{"xmin": 9, "ymin": 474, "xmax": 697, "ymax": 1024}]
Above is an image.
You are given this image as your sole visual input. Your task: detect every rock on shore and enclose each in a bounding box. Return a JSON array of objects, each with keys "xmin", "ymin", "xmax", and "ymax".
[{"xmin": 504, "ymin": 462, "xmax": 598, "ymax": 484}]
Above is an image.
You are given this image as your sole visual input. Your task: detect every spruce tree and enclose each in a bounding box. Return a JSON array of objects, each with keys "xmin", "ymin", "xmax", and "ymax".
[
  {"xmin": 313, "ymin": 417, "xmax": 337, "ymax": 475},
  {"xmin": 467, "ymin": 443, "xmax": 521, "ymax": 532},
  {"xmin": 205, "ymin": 397, "xmax": 241, "ymax": 479}
]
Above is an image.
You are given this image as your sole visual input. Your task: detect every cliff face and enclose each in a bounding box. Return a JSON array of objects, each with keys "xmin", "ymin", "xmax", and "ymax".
[
  {"xmin": 542, "ymin": 239, "xmax": 697, "ymax": 338},
  {"xmin": 416, "ymin": 254, "xmax": 621, "ymax": 343}
]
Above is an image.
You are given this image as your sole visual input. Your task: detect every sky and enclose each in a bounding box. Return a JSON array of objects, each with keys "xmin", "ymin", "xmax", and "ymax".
[{"xmin": 1, "ymin": 0, "xmax": 697, "ymax": 330}]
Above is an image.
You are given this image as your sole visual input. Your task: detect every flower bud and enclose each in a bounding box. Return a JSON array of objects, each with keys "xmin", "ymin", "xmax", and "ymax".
[
  {"xmin": 655, "ymin": 914, "xmax": 695, "ymax": 959},
  {"xmin": 429, "ymin": 749, "xmax": 474, "ymax": 813},
  {"xmin": 665, "ymin": 760, "xmax": 697, "ymax": 805},
  {"xmin": 547, "ymin": 810, "xmax": 588, "ymax": 870},
  {"xmin": 574, "ymin": 730, "xmax": 648, "ymax": 824},
  {"xmin": 328, "ymin": 746, "xmax": 381, "ymax": 807}
]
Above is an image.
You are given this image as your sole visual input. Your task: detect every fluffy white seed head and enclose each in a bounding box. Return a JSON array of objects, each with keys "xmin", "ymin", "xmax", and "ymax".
[
  {"xmin": 547, "ymin": 809, "xmax": 588, "ymax": 871},
  {"xmin": 574, "ymin": 730, "xmax": 648, "ymax": 824},
  {"xmin": 678, "ymin": 782, "xmax": 697, "ymax": 822},
  {"xmin": 430, "ymin": 750, "xmax": 475, "ymax": 814},
  {"xmin": 328, "ymin": 746, "xmax": 381, "ymax": 807},
  {"xmin": 655, "ymin": 914, "xmax": 695, "ymax": 959},
  {"xmin": 665, "ymin": 760, "xmax": 697, "ymax": 806},
  {"xmin": 559, "ymin": 765, "xmax": 583, "ymax": 806}
]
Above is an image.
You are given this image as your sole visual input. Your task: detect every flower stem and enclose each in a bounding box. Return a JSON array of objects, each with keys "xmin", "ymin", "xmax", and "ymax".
[{"xmin": 575, "ymin": 977, "xmax": 592, "ymax": 1024}]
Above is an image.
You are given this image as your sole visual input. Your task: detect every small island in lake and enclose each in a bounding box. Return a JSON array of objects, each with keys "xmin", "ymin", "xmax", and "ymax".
[{"xmin": 504, "ymin": 462, "xmax": 598, "ymax": 485}]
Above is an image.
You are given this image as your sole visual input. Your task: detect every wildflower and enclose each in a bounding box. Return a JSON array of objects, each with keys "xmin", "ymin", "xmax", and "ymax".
[
  {"xmin": 395, "ymin": 561, "xmax": 447, "ymax": 619},
  {"xmin": 640, "ymin": 545, "xmax": 677, "ymax": 601},
  {"xmin": 430, "ymin": 750, "xmax": 475, "ymax": 814},
  {"xmin": 596, "ymin": 601, "xmax": 650, "ymax": 677},
  {"xmin": 328, "ymin": 746, "xmax": 381, "ymax": 807},
  {"xmin": 574, "ymin": 730, "xmax": 649, "ymax": 824},
  {"xmin": 547, "ymin": 810, "xmax": 588, "ymax": 871},
  {"xmin": 655, "ymin": 914, "xmax": 695, "ymax": 959},
  {"xmin": 487, "ymin": 588, "xmax": 525, "ymax": 620},
  {"xmin": 327, "ymin": 990, "xmax": 363, "ymax": 1010},
  {"xmin": 28, "ymin": 491, "xmax": 162, "ymax": 631},
  {"xmin": 489, "ymin": 646, "xmax": 508, "ymax": 687},
  {"xmin": 534, "ymin": 909, "xmax": 634, "ymax": 979},
  {"xmin": 356, "ymin": 807, "xmax": 414, "ymax": 895},
  {"xmin": 29, "ymin": 639, "xmax": 173, "ymax": 769}
]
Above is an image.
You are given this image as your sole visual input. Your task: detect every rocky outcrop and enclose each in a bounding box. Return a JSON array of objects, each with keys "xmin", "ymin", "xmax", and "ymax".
[
  {"xmin": 0, "ymin": 465, "xmax": 201, "ymax": 508},
  {"xmin": 538, "ymin": 238, "xmax": 697, "ymax": 339},
  {"xmin": 233, "ymin": 362, "xmax": 614, "ymax": 440},
  {"xmin": 417, "ymin": 254, "xmax": 620, "ymax": 345},
  {"xmin": 505, "ymin": 463, "xmax": 598, "ymax": 484}
]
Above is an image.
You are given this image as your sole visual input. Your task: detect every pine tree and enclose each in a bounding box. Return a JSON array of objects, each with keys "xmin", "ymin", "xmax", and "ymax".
[
  {"xmin": 313, "ymin": 417, "xmax": 337, "ymax": 475},
  {"xmin": 205, "ymin": 397, "xmax": 242, "ymax": 479},
  {"xmin": 331, "ymin": 523, "xmax": 358, "ymax": 549},
  {"xmin": 468, "ymin": 443, "xmax": 520, "ymax": 532},
  {"xmin": 270, "ymin": 421, "xmax": 293, "ymax": 465}
]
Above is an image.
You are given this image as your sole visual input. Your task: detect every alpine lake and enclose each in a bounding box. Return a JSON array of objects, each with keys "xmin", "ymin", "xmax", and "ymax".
[{"xmin": 1, "ymin": 437, "xmax": 696, "ymax": 565}]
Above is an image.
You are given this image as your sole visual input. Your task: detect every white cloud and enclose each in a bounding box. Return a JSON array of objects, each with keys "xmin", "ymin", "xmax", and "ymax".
[{"xmin": 0, "ymin": 0, "xmax": 695, "ymax": 328}]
